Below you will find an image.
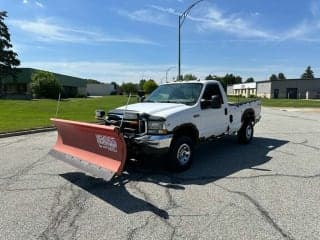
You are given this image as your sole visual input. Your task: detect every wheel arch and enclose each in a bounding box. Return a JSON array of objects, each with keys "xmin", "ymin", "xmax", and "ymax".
[
  {"xmin": 172, "ymin": 123, "xmax": 199, "ymax": 144},
  {"xmin": 241, "ymin": 108, "xmax": 255, "ymax": 123}
]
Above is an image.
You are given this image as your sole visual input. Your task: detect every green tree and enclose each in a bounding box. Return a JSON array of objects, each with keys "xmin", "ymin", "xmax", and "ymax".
[
  {"xmin": 222, "ymin": 73, "xmax": 242, "ymax": 89},
  {"xmin": 301, "ymin": 66, "xmax": 314, "ymax": 80},
  {"xmin": 208, "ymin": 73, "xmax": 242, "ymax": 90},
  {"xmin": 278, "ymin": 73, "xmax": 286, "ymax": 80},
  {"xmin": 139, "ymin": 79, "xmax": 146, "ymax": 90},
  {"xmin": 110, "ymin": 81, "xmax": 119, "ymax": 90},
  {"xmin": 143, "ymin": 79, "xmax": 158, "ymax": 94},
  {"xmin": 177, "ymin": 74, "xmax": 183, "ymax": 81},
  {"xmin": 183, "ymin": 74, "xmax": 197, "ymax": 81},
  {"xmin": 205, "ymin": 74, "xmax": 215, "ymax": 80},
  {"xmin": 245, "ymin": 77, "xmax": 255, "ymax": 83},
  {"xmin": 32, "ymin": 71, "xmax": 62, "ymax": 99},
  {"xmin": 269, "ymin": 74, "xmax": 278, "ymax": 81},
  {"xmin": 121, "ymin": 82, "xmax": 138, "ymax": 95},
  {"xmin": 110, "ymin": 81, "xmax": 119, "ymax": 95},
  {"xmin": 0, "ymin": 11, "xmax": 20, "ymax": 95}
]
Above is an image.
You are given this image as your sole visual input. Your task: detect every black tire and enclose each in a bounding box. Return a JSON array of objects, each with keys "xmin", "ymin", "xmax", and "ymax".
[
  {"xmin": 168, "ymin": 136, "xmax": 194, "ymax": 172},
  {"xmin": 237, "ymin": 121, "xmax": 254, "ymax": 144}
]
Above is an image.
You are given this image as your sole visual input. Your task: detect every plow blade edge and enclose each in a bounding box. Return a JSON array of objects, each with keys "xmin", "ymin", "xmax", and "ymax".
[{"xmin": 50, "ymin": 118, "xmax": 127, "ymax": 181}]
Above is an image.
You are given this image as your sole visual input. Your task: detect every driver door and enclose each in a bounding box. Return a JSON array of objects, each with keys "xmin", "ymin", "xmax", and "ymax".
[{"xmin": 199, "ymin": 84, "xmax": 229, "ymax": 138}]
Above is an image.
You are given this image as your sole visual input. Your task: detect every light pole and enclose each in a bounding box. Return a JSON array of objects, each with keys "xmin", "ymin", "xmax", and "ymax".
[
  {"xmin": 178, "ymin": 0, "xmax": 205, "ymax": 80},
  {"xmin": 165, "ymin": 66, "xmax": 176, "ymax": 83}
]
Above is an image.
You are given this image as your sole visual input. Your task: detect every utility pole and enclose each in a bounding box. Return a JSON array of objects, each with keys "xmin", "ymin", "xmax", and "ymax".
[{"xmin": 178, "ymin": 0, "xmax": 205, "ymax": 80}]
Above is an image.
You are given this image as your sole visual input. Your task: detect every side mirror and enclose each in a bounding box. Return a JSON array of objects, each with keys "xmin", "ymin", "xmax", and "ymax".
[
  {"xmin": 95, "ymin": 109, "xmax": 105, "ymax": 119},
  {"xmin": 138, "ymin": 90, "xmax": 145, "ymax": 97},
  {"xmin": 140, "ymin": 96, "xmax": 146, "ymax": 102},
  {"xmin": 211, "ymin": 95, "xmax": 221, "ymax": 108},
  {"xmin": 200, "ymin": 99, "xmax": 211, "ymax": 109}
]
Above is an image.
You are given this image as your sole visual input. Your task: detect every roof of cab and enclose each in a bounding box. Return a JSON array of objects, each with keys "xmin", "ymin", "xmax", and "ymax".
[{"xmin": 161, "ymin": 80, "xmax": 219, "ymax": 85}]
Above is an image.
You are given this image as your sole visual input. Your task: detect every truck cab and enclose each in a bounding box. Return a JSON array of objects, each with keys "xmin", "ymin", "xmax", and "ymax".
[{"xmin": 105, "ymin": 80, "xmax": 261, "ymax": 171}]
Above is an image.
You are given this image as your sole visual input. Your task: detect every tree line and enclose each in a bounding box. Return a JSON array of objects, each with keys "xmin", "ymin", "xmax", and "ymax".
[{"xmin": 114, "ymin": 79, "xmax": 158, "ymax": 95}]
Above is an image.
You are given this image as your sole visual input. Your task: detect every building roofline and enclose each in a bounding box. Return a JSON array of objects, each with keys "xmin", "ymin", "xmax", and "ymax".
[{"xmin": 227, "ymin": 78, "xmax": 320, "ymax": 86}]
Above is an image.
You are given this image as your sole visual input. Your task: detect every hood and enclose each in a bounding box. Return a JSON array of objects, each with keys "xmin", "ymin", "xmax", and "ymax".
[{"xmin": 114, "ymin": 102, "xmax": 192, "ymax": 118}]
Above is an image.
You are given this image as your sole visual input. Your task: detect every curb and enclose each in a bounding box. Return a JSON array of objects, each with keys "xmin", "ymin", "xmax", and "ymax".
[{"xmin": 0, "ymin": 127, "xmax": 57, "ymax": 138}]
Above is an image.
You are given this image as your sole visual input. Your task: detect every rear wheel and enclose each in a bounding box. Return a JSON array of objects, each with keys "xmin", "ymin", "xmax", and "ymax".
[
  {"xmin": 169, "ymin": 136, "xmax": 194, "ymax": 172},
  {"xmin": 238, "ymin": 121, "xmax": 253, "ymax": 144}
]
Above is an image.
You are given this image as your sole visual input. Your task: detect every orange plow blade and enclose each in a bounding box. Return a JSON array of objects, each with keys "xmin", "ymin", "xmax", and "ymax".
[{"xmin": 50, "ymin": 118, "xmax": 127, "ymax": 181}]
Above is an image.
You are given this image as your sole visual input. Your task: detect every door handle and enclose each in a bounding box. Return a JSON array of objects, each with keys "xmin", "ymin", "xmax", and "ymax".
[{"xmin": 193, "ymin": 114, "xmax": 200, "ymax": 118}]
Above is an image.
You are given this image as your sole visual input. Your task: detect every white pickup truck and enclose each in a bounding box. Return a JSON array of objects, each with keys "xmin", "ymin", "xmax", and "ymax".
[{"xmin": 102, "ymin": 80, "xmax": 261, "ymax": 171}]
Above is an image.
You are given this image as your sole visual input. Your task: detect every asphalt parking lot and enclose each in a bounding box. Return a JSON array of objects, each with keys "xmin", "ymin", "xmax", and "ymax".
[{"xmin": 0, "ymin": 107, "xmax": 319, "ymax": 240}]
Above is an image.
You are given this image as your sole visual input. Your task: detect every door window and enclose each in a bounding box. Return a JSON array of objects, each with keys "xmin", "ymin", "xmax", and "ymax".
[{"xmin": 202, "ymin": 84, "xmax": 224, "ymax": 104}]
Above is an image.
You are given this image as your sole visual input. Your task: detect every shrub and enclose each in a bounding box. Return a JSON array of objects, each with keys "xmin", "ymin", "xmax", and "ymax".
[{"xmin": 32, "ymin": 71, "xmax": 62, "ymax": 99}]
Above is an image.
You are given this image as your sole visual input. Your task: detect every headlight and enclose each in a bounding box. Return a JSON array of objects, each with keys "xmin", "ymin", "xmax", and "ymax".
[{"xmin": 147, "ymin": 121, "xmax": 168, "ymax": 134}]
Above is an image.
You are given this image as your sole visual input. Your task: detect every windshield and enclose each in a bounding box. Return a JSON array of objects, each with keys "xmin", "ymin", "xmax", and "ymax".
[{"xmin": 145, "ymin": 83, "xmax": 203, "ymax": 105}]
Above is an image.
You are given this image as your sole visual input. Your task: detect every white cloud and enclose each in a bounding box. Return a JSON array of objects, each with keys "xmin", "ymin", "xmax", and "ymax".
[
  {"xmin": 251, "ymin": 12, "xmax": 260, "ymax": 17},
  {"xmin": 9, "ymin": 18, "xmax": 158, "ymax": 45},
  {"xmin": 150, "ymin": 5, "xmax": 180, "ymax": 16},
  {"xmin": 194, "ymin": 8, "xmax": 275, "ymax": 39},
  {"xmin": 117, "ymin": 9, "xmax": 174, "ymax": 27},
  {"xmin": 150, "ymin": 4, "xmax": 274, "ymax": 39},
  {"xmin": 152, "ymin": 3, "xmax": 320, "ymax": 42},
  {"xmin": 35, "ymin": 1, "xmax": 44, "ymax": 8},
  {"xmin": 22, "ymin": 0, "xmax": 28, "ymax": 4},
  {"xmin": 281, "ymin": 20, "xmax": 320, "ymax": 42},
  {"xmin": 310, "ymin": 0, "xmax": 320, "ymax": 16}
]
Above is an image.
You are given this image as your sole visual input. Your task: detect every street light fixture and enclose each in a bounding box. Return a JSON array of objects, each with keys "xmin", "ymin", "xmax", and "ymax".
[
  {"xmin": 178, "ymin": 0, "xmax": 205, "ymax": 80},
  {"xmin": 165, "ymin": 66, "xmax": 176, "ymax": 83}
]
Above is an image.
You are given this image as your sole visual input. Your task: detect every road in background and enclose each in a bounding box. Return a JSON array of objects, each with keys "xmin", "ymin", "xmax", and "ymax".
[{"xmin": 0, "ymin": 108, "xmax": 319, "ymax": 240}]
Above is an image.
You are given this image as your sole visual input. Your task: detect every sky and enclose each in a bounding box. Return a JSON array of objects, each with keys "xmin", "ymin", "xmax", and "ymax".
[{"xmin": 1, "ymin": 0, "xmax": 320, "ymax": 84}]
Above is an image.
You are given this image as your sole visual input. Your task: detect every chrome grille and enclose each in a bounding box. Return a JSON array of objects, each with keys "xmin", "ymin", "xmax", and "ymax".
[{"xmin": 106, "ymin": 113, "xmax": 146, "ymax": 135}]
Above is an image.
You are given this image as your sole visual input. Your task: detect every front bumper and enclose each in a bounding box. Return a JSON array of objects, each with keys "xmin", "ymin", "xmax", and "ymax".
[
  {"xmin": 134, "ymin": 134, "xmax": 173, "ymax": 149},
  {"xmin": 125, "ymin": 134, "xmax": 173, "ymax": 156}
]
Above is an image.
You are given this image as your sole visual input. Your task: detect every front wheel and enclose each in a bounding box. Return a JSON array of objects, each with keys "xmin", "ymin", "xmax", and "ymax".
[
  {"xmin": 169, "ymin": 136, "xmax": 194, "ymax": 172},
  {"xmin": 237, "ymin": 121, "xmax": 254, "ymax": 144}
]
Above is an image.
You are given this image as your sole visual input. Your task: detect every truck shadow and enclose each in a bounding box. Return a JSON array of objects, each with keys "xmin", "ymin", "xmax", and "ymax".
[{"xmin": 60, "ymin": 136, "xmax": 288, "ymax": 219}]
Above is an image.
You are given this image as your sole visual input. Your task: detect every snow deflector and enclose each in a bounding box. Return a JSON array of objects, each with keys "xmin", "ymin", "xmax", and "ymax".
[{"xmin": 50, "ymin": 118, "xmax": 127, "ymax": 181}]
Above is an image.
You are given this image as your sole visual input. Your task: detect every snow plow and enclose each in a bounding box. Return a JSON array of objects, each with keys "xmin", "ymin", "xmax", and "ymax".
[
  {"xmin": 49, "ymin": 118, "xmax": 127, "ymax": 181},
  {"xmin": 49, "ymin": 80, "xmax": 262, "ymax": 180}
]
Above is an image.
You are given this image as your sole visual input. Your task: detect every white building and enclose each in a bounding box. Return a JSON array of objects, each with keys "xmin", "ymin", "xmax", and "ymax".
[
  {"xmin": 227, "ymin": 79, "xmax": 320, "ymax": 99},
  {"xmin": 227, "ymin": 82, "xmax": 256, "ymax": 97},
  {"xmin": 86, "ymin": 83, "xmax": 115, "ymax": 96}
]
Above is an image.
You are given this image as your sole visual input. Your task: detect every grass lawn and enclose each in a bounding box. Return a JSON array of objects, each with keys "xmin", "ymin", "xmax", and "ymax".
[
  {"xmin": 1, "ymin": 95, "xmax": 320, "ymax": 133},
  {"xmin": 0, "ymin": 96, "xmax": 135, "ymax": 133}
]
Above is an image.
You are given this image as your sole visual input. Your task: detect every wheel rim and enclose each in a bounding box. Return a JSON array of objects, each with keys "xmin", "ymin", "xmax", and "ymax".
[
  {"xmin": 246, "ymin": 124, "xmax": 253, "ymax": 140},
  {"xmin": 176, "ymin": 143, "xmax": 191, "ymax": 165}
]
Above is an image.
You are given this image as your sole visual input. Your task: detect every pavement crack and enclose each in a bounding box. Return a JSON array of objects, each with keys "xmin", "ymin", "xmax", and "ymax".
[
  {"xmin": 291, "ymin": 139, "xmax": 320, "ymax": 151},
  {"xmin": 164, "ymin": 187, "xmax": 179, "ymax": 210},
  {"xmin": 127, "ymin": 215, "xmax": 153, "ymax": 240},
  {"xmin": 0, "ymin": 155, "xmax": 50, "ymax": 191},
  {"xmin": 2, "ymin": 186, "xmax": 60, "ymax": 192},
  {"xmin": 215, "ymin": 184, "xmax": 295, "ymax": 240},
  {"xmin": 38, "ymin": 183, "xmax": 88, "ymax": 240},
  {"xmin": 166, "ymin": 172, "xmax": 320, "ymax": 184},
  {"xmin": 0, "ymin": 136, "xmax": 28, "ymax": 149},
  {"xmin": 129, "ymin": 181, "xmax": 169, "ymax": 219}
]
